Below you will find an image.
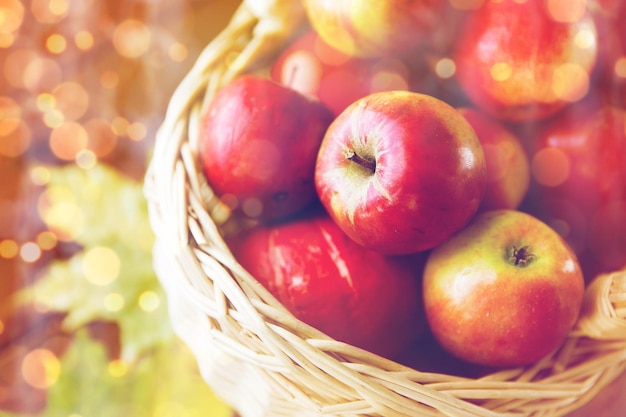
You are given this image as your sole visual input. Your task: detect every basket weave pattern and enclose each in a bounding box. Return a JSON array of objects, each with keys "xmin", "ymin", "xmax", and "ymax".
[{"xmin": 144, "ymin": 2, "xmax": 626, "ymax": 416}]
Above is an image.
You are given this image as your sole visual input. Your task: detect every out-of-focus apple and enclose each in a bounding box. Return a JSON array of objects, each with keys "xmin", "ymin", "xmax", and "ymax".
[
  {"xmin": 227, "ymin": 213, "xmax": 427, "ymax": 359},
  {"xmin": 453, "ymin": 0, "xmax": 598, "ymax": 122},
  {"xmin": 315, "ymin": 91, "xmax": 486, "ymax": 255},
  {"xmin": 302, "ymin": 0, "xmax": 446, "ymax": 58},
  {"xmin": 526, "ymin": 103, "xmax": 626, "ymax": 279},
  {"xmin": 270, "ymin": 30, "xmax": 413, "ymax": 116},
  {"xmin": 458, "ymin": 107, "xmax": 530, "ymax": 211},
  {"xmin": 422, "ymin": 209, "xmax": 585, "ymax": 368},
  {"xmin": 198, "ymin": 75, "xmax": 334, "ymax": 223}
]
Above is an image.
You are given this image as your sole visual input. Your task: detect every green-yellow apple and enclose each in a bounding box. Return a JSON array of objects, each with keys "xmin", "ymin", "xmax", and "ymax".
[
  {"xmin": 314, "ymin": 90, "xmax": 486, "ymax": 255},
  {"xmin": 302, "ymin": 0, "xmax": 446, "ymax": 58},
  {"xmin": 422, "ymin": 209, "xmax": 585, "ymax": 368}
]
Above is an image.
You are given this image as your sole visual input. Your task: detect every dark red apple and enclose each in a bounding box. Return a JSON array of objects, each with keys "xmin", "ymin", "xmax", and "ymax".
[
  {"xmin": 198, "ymin": 75, "xmax": 334, "ymax": 223},
  {"xmin": 526, "ymin": 103, "xmax": 626, "ymax": 279},
  {"xmin": 423, "ymin": 209, "xmax": 585, "ymax": 368},
  {"xmin": 453, "ymin": 0, "xmax": 598, "ymax": 122},
  {"xmin": 227, "ymin": 213, "xmax": 427, "ymax": 359},
  {"xmin": 315, "ymin": 90, "xmax": 486, "ymax": 255}
]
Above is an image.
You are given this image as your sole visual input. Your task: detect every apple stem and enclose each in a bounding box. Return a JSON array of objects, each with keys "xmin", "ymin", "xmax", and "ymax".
[
  {"xmin": 508, "ymin": 245, "xmax": 536, "ymax": 267},
  {"xmin": 345, "ymin": 149, "xmax": 376, "ymax": 173}
]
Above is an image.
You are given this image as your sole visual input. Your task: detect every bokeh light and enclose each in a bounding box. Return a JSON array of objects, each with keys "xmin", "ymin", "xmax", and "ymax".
[
  {"xmin": 74, "ymin": 30, "xmax": 94, "ymax": 50},
  {"xmin": 108, "ymin": 359, "xmax": 128, "ymax": 378},
  {"xmin": 138, "ymin": 291, "xmax": 160, "ymax": 312},
  {"xmin": 21, "ymin": 348, "xmax": 61, "ymax": 389},
  {"xmin": 546, "ymin": 0, "xmax": 587, "ymax": 23},
  {"xmin": 20, "ymin": 242, "xmax": 42, "ymax": 263},
  {"xmin": 0, "ymin": 239, "xmax": 19, "ymax": 258},
  {"xmin": 615, "ymin": 57, "xmax": 626, "ymax": 79},
  {"xmin": 51, "ymin": 82, "xmax": 90, "ymax": 121},
  {"xmin": 104, "ymin": 293, "xmax": 125, "ymax": 312},
  {"xmin": 112, "ymin": 19, "xmax": 152, "ymax": 59},
  {"xmin": 435, "ymin": 58, "xmax": 456, "ymax": 79},
  {"xmin": 31, "ymin": 0, "xmax": 68, "ymax": 24},
  {"xmin": 49, "ymin": 121, "xmax": 88, "ymax": 160},
  {"xmin": 82, "ymin": 246, "xmax": 121, "ymax": 286},
  {"xmin": 46, "ymin": 33, "xmax": 67, "ymax": 54},
  {"xmin": 531, "ymin": 148, "xmax": 571, "ymax": 187},
  {"xmin": 38, "ymin": 184, "xmax": 84, "ymax": 241}
]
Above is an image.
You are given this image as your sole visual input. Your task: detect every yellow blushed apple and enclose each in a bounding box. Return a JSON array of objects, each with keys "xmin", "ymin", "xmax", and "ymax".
[{"xmin": 422, "ymin": 209, "xmax": 585, "ymax": 368}]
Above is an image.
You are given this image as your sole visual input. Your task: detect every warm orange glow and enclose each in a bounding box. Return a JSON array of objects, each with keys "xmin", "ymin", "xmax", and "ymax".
[
  {"xmin": 546, "ymin": 0, "xmax": 587, "ymax": 23},
  {"xmin": 46, "ymin": 33, "xmax": 66, "ymax": 54},
  {"xmin": 111, "ymin": 116, "xmax": 130, "ymax": 136},
  {"xmin": 21, "ymin": 348, "xmax": 61, "ymax": 389},
  {"xmin": 74, "ymin": 30, "xmax": 94, "ymax": 50},
  {"xmin": 0, "ymin": 95, "xmax": 21, "ymax": 136},
  {"xmin": 168, "ymin": 42, "xmax": 188, "ymax": 62},
  {"xmin": 100, "ymin": 70, "xmax": 119, "ymax": 89},
  {"xmin": 0, "ymin": 0, "xmax": 24, "ymax": 34},
  {"xmin": 82, "ymin": 246, "xmax": 121, "ymax": 286},
  {"xmin": 531, "ymin": 148, "xmax": 571, "ymax": 187},
  {"xmin": 0, "ymin": 121, "xmax": 31, "ymax": 157},
  {"xmin": 23, "ymin": 56, "xmax": 63, "ymax": 92},
  {"xmin": 314, "ymin": 36, "xmax": 351, "ymax": 67},
  {"xmin": 49, "ymin": 121, "xmax": 88, "ymax": 160},
  {"xmin": 84, "ymin": 118, "xmax": 118, "ymax": 157},
  {"xmin": 127, "ymin": 122, "xmax": 147, "ymax": 141},
  {"xmin": 37, "ymin": 230, "xmax": 58, "ymax": 250},
  {"xmin": 52, "ymin": 81, "xmax": 90, "ymax": 121},
  {"xmin": 449, "ymin": 0, "xmax": 485, "ymax": 10},
  {"xmin": 0, "ymin": 239, "xmax": 19, "ymax": 258},
  {"xmin": 31, "ymin": 0, "xmax": 67, "ymax": 24},
  {"xmin": 551, "ymin": 63, "xmax": 589, "ymax": 102},
  {"xmin": 490, "ymin": 62, "xmax": 512, "ymax": 82},
  {"xmin": 112, "ymin": 19, "xmax": 151, "ymax": 59}
]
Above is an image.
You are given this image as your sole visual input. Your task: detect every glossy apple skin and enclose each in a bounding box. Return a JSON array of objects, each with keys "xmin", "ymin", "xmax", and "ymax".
[
  {"xmin": 423, "ymin": 209, "xmax": 585, "ymax": 368},
  {"xmin": 270, "ymin": 30, "xmax": 413, "ymax": 116},
  {"xmin": 525, "ymin": 103, "xmax": 626, "ymax": 280},
  {"xmin": 458, "ymin": 107, "xmax": 530, "ymax": 211},
  {"xmin": 302, "ymin": 0, "xmax": 446, "ymax": 58},
  {"xmin": 315, "ymin": 91, "xmax": 486, "ymax": 255},
  {"xmin": 226, "ymin": 213, "xmax": 427, "ymax": 359},
  {"xmin": 198, "ymin": 75, "xmax": 334, "ymax": 223},
  {"xmin": 453, "ymin": 0, "xmax": 598, "ymax": 122}
]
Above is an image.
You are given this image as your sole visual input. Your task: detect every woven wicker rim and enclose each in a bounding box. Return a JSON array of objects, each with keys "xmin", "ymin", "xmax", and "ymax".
[{"xmin": 144, "ymin": 2, "xmax": 626, "ymax": 416}]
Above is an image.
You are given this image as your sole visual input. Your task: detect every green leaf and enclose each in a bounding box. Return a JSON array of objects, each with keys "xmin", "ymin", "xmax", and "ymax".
[
  {"xmin": 18, "ymin": 163, "xmax": 172, "ymax": 361},
  {"xmin": 0, "ymin": 330, "xmax": 232, "ymax": 417}
]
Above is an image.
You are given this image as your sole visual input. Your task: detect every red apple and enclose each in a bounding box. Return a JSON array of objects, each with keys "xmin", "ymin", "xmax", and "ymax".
[
  {"xmin": 453, "ymin": 0, "xmax": 598, "ymax": 122},
  {"xmin": 458, "ymin": 107, "xmax": 531, "ymax": 211},
  {"xmin": 302, "ymin": 0, "xmax": 446, "ymax": 58},
  {"xmin": 198, "ymin": 75, "xmax": 334, "ymax": 223},
  {"xmin": 270, "ymin": 30, "xmax": 413, "ymax": 116},
  {"xmin": 526, "ymin": 103, "xmax": 626, "ymax": 279},
  {"xmin": 422, "ymin": 209, "xmax": 585, "ymax": 368},
  {"xmin": 315, "ymin": 90, "xmax": 486, "ymax": 255},
  {"xmin": 226, "ymin": 213, "xmax": 427, "ymax": 359}
]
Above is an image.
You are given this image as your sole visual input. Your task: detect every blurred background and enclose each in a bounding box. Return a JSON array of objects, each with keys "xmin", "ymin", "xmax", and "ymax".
[{"xmin": 0, "ymin": 0, "xmax": 241, "ymax": 415}]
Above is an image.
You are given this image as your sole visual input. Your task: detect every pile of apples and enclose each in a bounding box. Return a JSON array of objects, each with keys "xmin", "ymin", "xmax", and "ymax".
[{"xmin": 197, "ymin": 0, "xmax": 626, "ymax": 372}]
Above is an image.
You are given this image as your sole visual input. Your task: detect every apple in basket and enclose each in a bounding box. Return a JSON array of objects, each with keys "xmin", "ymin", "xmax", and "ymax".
[
  {"xmin": 270, "ymin": 30, "xmax": 413, "ymax": 117},
  {"xmin": 525, "ymin": 102, "xmax": 626, "ymax": 280},
  {"xmin": 457, "ymin": 107, "xmax": 531, "ymax": 212},
  {"xmin": 422, "ymin": 209, "xmax": 585, "ymax": 368},
  {"xmin": 315, "ymin": 90, "xmax": 487, "ymax": 255},
  {"xmin": 198, "ymin": 75, "xmax": 334, "ymax": 223},
  {"xmin": 301, "ymin": 0, "xmax": 447, "ymax": 58},
  {"xmin": 226, "ymin": 212, "xmax": 427, "ymax": 359},
  {"xmin": 452, "ymin": 0, "xmax": 598, "ymax": 122}
]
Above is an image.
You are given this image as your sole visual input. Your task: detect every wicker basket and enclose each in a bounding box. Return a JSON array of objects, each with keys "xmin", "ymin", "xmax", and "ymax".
[{"xmin": 143, "ymin": 2, "xmax": 626, "ymax": 416}]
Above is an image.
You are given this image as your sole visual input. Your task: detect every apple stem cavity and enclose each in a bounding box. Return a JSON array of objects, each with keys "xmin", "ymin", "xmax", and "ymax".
[
  {"xmin": 345, "ymin": 149, "xmax": 376, "ymax": 173},
  {"xmin": 508, "ymin": 244, "xmax": 536, "ymax": 267}
]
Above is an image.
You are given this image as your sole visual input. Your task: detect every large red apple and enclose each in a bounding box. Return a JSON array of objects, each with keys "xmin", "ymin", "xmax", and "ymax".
[
  {"xmin": 526, "ymin": 103, "xmax": 626, "ymax": 279},
  {"xmin": 302, "ymin": 0, "xmax": 446, "ymax": 58},
  {"xmin": 458, "ymin": 107, "xmax": 530, "ymax": 211},
  {"xmin": 198, "ymin": 75, "xmax": 334, "ymax": 223},
  {"xmin": 270, "ymin": 30, "xmax": 413, "ymax": 116},
  {"xmin": 226, "ymin": 213, "xmax": 427, "ymax": 359},
  {"xmin": 315, "ymin": 90, "xmax": 486, "ymax": 255},
  {"xmin": 422, "ymin": 209, "xmax": 585, "ymax": 368},
  {"xmin": 453, "ymin": 0, "xmax": 598, "ymax": 122}
]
